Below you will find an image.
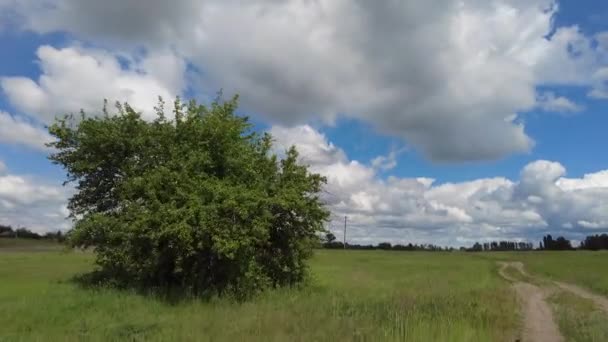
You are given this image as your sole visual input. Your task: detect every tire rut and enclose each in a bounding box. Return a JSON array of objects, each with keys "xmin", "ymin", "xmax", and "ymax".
[{"xmin": 498, "ymin": 262, "xmax": 564, "ymax": 342}]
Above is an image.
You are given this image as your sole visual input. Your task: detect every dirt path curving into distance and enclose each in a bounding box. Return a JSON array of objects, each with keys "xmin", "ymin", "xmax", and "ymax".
[
  {"xmin": 498, "ymin": 262, "xmax": 564, "ymax": 342},
  {"xmin": 555, "ymin": 281, "xmax": 608, "ymax": 314},
  {"xmin": 504, "ymin": 261, "xmax": 608, "ymax": 314}
]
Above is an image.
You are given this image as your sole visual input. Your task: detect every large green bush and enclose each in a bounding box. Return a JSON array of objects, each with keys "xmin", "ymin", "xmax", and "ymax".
[{"xmin": 48, "ymin": 96, "xmax": 329, "ymax": 299}]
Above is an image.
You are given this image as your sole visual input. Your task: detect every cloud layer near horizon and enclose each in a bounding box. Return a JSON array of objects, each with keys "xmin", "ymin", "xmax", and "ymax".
[
  {"xmin": 2, "ymin": 124, "xmax": 608, "ymax": 244},
  {"xmin": 0, "ymin": 161, "xmax": 71, "ymax": 233},
  {"xmin": 271, "ymin": 125, "xmax": 608, "ymax": 245}
]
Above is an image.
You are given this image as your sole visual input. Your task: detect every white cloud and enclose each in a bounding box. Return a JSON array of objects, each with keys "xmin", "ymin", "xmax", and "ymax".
[
  {"xmin": 371, "ymin": 149, "xmax": 404, "ymax": 172},
  {"xmin": 2, "ymin": 0, "xmax": 607, "ymax": 161},
  {"xmin": 588, "ymin": 67, "xmax": 608, "ymax": 99},
  {"xmin": 557, "ymin": 170, "xmax": 608, "ymax": 191},
  {"xmin": 1, "ymin": 45, "xmax": 186, "ymax": 123},
  {"xmin": 0, "ymin": 111, "xmax": 52, "ymax": 151},
  {"xmin": 0, "ymin": 160, "xmax": 71, "ymax": 233},
  {"xmin": 536, "ymin": 91, "xmax": 584, "ymax": 113},
  {"xmin": 271, "ymin": 125, "xmax": 608, "ymax": 245},
  {"xmin": 1, "ymin": 1, "xmax": 608, "ymax": 243}
]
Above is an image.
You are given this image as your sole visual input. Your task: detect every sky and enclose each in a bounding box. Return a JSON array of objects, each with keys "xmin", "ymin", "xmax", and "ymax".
[{"xmin": 1, "ymin": 0, "xmax": 608, "ymax": 247}]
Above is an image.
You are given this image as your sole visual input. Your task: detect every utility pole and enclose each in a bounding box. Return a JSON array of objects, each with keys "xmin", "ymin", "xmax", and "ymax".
[{"xmin": 343, "ymin": 216, "xmax": 347, "ymax": 249}]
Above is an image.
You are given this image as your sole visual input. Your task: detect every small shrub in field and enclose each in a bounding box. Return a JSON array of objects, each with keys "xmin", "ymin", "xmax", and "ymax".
[{"xmin": 48, "ymin": 95, "xmax": 329, "ymax": 299}]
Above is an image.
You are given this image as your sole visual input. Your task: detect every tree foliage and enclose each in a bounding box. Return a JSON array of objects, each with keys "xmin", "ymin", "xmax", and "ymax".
[
  {"xmin": 48, "ymin": 95, "xmax": 329, "ymax": 299},
  {"xmin": 580, "ymin": 234, "xmax": 608, "ymax": 250},
  {"xmin": 541, "ymin": 234, "xmax": 573, "ymax": 250}
]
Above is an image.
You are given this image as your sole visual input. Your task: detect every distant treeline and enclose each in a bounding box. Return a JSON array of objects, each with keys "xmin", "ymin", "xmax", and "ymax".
[
  {"xmin": 468, "ymin": 234, "xmax": 608, "ymax": 252},
  {"xmin": 324, "ymin": 241, "xmax": 451, "ymax": 251},
  {"xmin": 467, "ymin": 241, "xmax": 535, "ymax": 252},
  {"xmin": 579, "ymin": 234, "xmax": 608, "ymax": 250},
  {"xmin": 323, "ymin": 232, "xmax": 608, "ymax": 252},
  {"xmin": 539, "ymin": 234, "xmax": 573, "ymax": 250},
  {"xmin": 3, "ymin": 224, "xmax": 607, "ymax": 252},
  {"xmin": 0, "ymin": 224, "xmax": 65, "ymax": 241},
  {"xmin": 321, "ymin": 232, "xmax": 452, "ymax": 251}
]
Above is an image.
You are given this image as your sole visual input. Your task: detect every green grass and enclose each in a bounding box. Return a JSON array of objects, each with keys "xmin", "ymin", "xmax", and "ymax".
[
  {"xmin": 549, "ymin": 290, "xmax": 608, "ymax": 342},
  {"xmin": 0, "ymin": 248, "xmax": 519, "ymax": 341},
  {"xmin": 0, "ymin": 238, "xmax": 64, "ymax": 251},
  {"xmin": 481, "ymin": 251, "xmax": 608, "ymax": 296}
]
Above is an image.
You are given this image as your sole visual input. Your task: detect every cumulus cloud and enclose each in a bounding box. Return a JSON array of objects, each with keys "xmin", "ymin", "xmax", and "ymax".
[
  {"xmin": 1, "ymin": 45, "xmax": 186, "ymax": 123},
  {"xmin": 557, "ymin": 170, "xmax": 608, "ymax": 191},
  {"xmin": 589, "ymin": 67, "xmax": 608, "ymax": 99},
  {"xmin": 0, "ymin": 111, "xmax": 53, "ymax": 151},
  {"xmin": 536, "ymin": 91, "xmax": 584, "ymax": 113},
  {"xmin": 371, "ymin": 149, "xmax": 404, "ymax": 172},
  {"xmin": 271, "ymin": 125, "xmax": 608, "ymax": 245},
  {"xmin": 2, "ymin": 0, "xmax": 608, "ymax": 161},
  {"xmin": 2, "ymin": 1, "xmax": 608, "ymax": 243},
  {"xmin": 0, "ymin": 160, "xmax": 71, "ymax": 233}
]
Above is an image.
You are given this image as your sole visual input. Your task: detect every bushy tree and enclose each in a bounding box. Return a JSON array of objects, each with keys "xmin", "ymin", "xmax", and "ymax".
[
  {"xmin": 48, "ymin": 96, "xmax": 329, "ymax": 299},
  {"xmin": 324, "ymin": 232, "xmax": 336, "ymax": 244},
  {"xmin": 541, "ymin": 234, "xmax": 573, "ymax": 250}
]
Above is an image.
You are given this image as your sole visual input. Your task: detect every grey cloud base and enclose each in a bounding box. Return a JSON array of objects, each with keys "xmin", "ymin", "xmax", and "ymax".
[{"xmin": 2, "ymin": 0, "xmax": 607, "ymax": 161}]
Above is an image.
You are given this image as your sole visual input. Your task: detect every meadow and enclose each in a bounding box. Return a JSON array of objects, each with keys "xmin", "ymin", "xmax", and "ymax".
[
  {"xmin": 480, "ymin": 251, "xmax": 608, "ymax": 296},
  {"xmin": 1, "ymin": 240, "xmax": 608, "ymax": 341}
]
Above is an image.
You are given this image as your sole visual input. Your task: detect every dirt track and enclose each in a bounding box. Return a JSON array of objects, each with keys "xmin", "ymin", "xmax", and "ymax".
[
  {"xmin": 498, "ymin": 262, "xmax": 563, "ymax": 342},
  {"xmin": 555, "ymin": 281, "xmax": 608, "ymax": 314}
]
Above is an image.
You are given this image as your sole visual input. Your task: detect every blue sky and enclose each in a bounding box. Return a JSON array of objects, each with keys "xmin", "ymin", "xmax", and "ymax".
[{"xmin": 1, "ymin": 0, "xmax": 608, "ymax": 245}]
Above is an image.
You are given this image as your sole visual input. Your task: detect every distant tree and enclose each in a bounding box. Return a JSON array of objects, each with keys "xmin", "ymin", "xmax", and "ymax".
[
  {"xmin": 392, "ymin": 244, "xmax": 406, "ymax": 251},
  {"xmin": 543, "ymin": 235, "xmax": 553, "ymax": 250},
  {"xmin": 43, "ymin": 230, "xmax": 66, "ymax": 242},
  {"xmin": 468, "ymin": 242, "xmax": 483, "ymax": 252},
  {"xmin": 580, "ymin": 234, "xmax": 608, "ymax": 250},
  {"xmin": 325, "ymin": 232, "xmax": 336, "ymax": 244},
  {"xmin": 48, "ymin": 95, "xmax": 329, "ymax": 299},
  {"xmin": 377, "ymin": 242, "xmax": 392, "ymax": 250},
  {"xmin": 541, "ymin": 234, "xmax": 572, "ymax": 250},
  {"xmin": 14, "ymin": 228, "xmax": 41, "ymax": 239},
  {"xmin": 323, "ymin": 241, "xmax": 344, "ymax": 249},
  {"xmin": 554, "ymin": 236, "xmax": 573, "ymax": 250},
  {"xmin": 0, "ymin": 225, "xmax": 13, "ymax": 236}
]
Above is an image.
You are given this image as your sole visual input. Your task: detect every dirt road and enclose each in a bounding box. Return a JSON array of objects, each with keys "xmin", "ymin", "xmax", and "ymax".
[{"xmin": 498, "ymin": 262, "xmax": 564, "ymax": 342}]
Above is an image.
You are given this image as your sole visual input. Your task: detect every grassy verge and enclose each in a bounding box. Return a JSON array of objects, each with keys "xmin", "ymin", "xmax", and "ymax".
[
  {"xmin": 549, "ymin": 290, "xmax": 608, "ymax": 342},
  {"xmin": 0, "ymin": 249, "xmax": 518, "ymax": 341},
  {"xmin": 479, "ymin": 251, "xmax": 608, "ymax": 296},
  {"xmin": 0, "ymin": 237, "xmax": 64, "ymax": 252}
]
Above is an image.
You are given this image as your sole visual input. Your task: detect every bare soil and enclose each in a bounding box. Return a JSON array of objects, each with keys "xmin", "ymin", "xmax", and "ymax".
[{"xmin": 498, "ymin": 262, "xmax": 564, "ymax": 342}]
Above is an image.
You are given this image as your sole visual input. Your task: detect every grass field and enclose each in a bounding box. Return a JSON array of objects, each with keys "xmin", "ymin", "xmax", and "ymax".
[
  {"xmin": 484, "ymin": 251, "xmax": 608, "ymax": 341},
  {"xmin": 0, "ymin": 242, "xmax": 518, "ymax": 341},
  {"xmin": 479, "ymin": 251, "xmax": 608, "ymax": 296},
  {"xmin": 2, "ymin": 240, "xmax": 608, "ymax": 341},
  {"xmin": 549, "ymin": 290, "xmax": 608, "ymax": 342}
]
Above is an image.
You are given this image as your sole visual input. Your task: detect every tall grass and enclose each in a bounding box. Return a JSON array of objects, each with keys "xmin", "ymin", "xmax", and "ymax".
[
  {"xmin": 550, "ymin": 290, "xmax": 608, "ymax": 342},
  {"xmin": 0, "ymin": 249, "xmax": 518, "ymax": 341},
  {"xmin": 480, "ymin": 251, "xmax": 608, "ymax": 295}
]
